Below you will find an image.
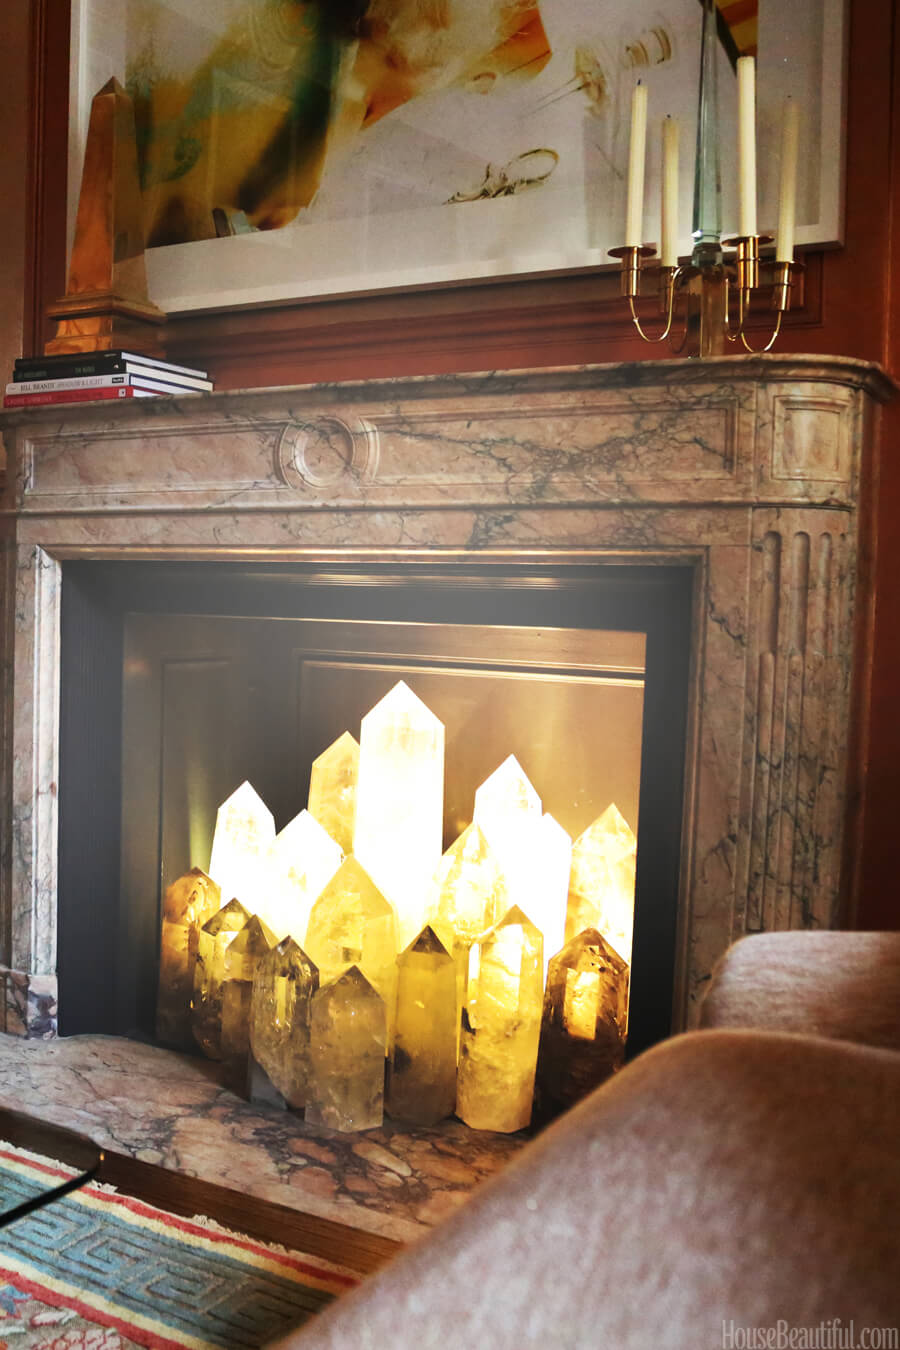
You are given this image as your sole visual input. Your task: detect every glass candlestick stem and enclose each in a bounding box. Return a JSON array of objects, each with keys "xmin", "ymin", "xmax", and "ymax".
[{"xmin": 691, "ymin": 0, "xmax": 723, "ymax": 267}]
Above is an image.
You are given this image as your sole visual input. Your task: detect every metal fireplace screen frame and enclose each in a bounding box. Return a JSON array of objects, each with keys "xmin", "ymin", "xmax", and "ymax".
[{"xmin": 56, "ymin": 558, "xmax": 694, "ymax": 1059}]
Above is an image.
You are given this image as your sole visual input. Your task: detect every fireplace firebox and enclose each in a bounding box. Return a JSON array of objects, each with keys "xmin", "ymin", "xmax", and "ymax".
[{"xmin": 56, "ymin": 558, "xmax": 693, "ymax": 1061}]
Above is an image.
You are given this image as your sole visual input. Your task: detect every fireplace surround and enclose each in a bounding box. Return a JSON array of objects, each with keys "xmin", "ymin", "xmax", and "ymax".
[{"xmin": 0, "ymin": 354, "xmax": 891, "ymax": 1044}]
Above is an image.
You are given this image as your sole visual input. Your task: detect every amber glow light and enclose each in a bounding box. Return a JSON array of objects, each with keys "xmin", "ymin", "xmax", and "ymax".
[
  {"xmin": 171, "ymin": 681, "xmax": 637, "ymax": 1133},
  {"xmin": 263, "ymin": 809, "xmax": 343, "ymax": 942},
  {"xmin": 566, "ymin": 804, "xmax": 637, "ymax": 964},
  {"xmin": 207, "ymin": 782, "xmax": 274, "ymax": 910},
  {"xmin": 353, "ymin": 682, "xmax": 445, "ymax": 948}
]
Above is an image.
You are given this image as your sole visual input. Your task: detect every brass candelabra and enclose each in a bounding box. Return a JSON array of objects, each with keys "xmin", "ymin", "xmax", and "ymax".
[{"xmin": 609, "ymin": 238, "xmax": 802, "ymax": 357}]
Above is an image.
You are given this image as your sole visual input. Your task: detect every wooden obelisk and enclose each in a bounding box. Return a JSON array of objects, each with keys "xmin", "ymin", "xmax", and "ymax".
[{"xmin": 45, "ymin": 78, "xmax": 166, "ymax": 356}]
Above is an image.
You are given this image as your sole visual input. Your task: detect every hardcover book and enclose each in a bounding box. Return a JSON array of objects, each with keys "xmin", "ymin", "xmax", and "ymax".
[
  {"xmin": 3, "ymin": 385, "xmax": 162, "ymax": 409},
  {"xmin": 13, "ymin": 349, "xmax": 209, "ymax": 383}
]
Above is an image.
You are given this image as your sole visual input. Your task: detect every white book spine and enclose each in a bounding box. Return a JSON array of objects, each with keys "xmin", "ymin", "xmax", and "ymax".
[{"xmin": 7, "ymin": 374, "xmax": 129, "ymax": 394}]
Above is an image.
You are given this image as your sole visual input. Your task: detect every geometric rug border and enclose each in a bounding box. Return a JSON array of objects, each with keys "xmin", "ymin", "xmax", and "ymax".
[
  {"xmin": 0, "ymin": 1144, "xmax": 362, "ymax": 1349},
  {"xmin": 0, "ymin": 1255, "xmax": 201, "ymax": 1350}
]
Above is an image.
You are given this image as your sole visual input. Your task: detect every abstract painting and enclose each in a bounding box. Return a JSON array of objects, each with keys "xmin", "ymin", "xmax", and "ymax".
[{"xmin": 68, "ymin": 0, "xmax": 845, "ymax": 313}]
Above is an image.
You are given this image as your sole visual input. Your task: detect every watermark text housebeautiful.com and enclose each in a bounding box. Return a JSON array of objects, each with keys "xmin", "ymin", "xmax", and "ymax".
[{"xmin": 722, "ymin": 1321, "xmax": 898, "ymax": 1349}]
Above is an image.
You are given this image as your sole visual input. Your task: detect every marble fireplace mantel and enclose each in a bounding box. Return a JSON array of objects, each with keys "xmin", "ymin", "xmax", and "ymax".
[{"xmin": 0, "ymin": 354, "xmax": 892, "ymax": 1040}]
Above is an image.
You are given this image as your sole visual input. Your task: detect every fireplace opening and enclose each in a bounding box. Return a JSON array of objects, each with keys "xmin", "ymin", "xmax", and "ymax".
[{"xmin": 57, "ymin": 558, "xmax": 694, "ymax": 1082}]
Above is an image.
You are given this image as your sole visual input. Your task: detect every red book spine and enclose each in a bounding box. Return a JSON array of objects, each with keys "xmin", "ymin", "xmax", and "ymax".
[{"xmin": 2, "ymin": 386, "xmax": 154, "ymax": 409}]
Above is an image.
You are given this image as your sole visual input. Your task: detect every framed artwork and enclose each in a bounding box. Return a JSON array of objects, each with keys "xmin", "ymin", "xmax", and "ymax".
[{"xmin": 67, "ymin": 0, "xmax": 847, "ymax": 316}]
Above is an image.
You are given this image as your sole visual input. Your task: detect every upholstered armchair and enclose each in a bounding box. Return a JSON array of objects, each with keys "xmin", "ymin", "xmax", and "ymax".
[{"xmin": 283, "ymin": 932, "xmax": 900, "ymax": 1348}]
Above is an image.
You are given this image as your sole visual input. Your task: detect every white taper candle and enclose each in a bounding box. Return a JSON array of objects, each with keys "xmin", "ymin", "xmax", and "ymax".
[
  {"xmin": 737, "ymin": 55, "xmax": 757, "ymax": 238},
  {"xmin": 660, "ymin": 116, "xmax": 680, "ymax": 267},
  {"xmin": 625, "ymin": 81, "xmax": 648, "ymax": 248},
  {"xmin": 776, "ymin": 97, "xmax": 800, "ymax": 262}
]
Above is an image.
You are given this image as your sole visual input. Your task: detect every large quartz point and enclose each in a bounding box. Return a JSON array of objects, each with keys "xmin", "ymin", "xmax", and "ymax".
[
  {"xmin": 473, "ymin": 758, "xmax": 570, "ymax": 986},
  {"xmin": 565, "ymin": 804, "xmax": 637, "ymax": 963},
  {"xmin": 305, "ymin": 966, "xmax": 386, "ymax": 1132},
  {"xmin": 156, "ymin": 868, "xmax": 220, "ymax": 1047},
  {"xmin": 472, "ymin": 754, "xmax": 542, "ymax": 902},
  {"xmin": 353, "ymin": 681, "xmax": 445, "ymax": 948},
  {"xmin": 457, "ymin": 904, "xmax": 543, "ymax": 1134},
  {"xmin": 262, "ymin": 809, "xmax": 343, "ymax": 942},
  {"xmin": 191, "ymin": 898, "xmax": 250, "ymax": 1059},
  {"xmin": 220, "ymin": 914, "xmax": 277, "ymax": 1094},
  {"xmin": 249, "ymin": 937, "xmax": 319, "ymax": 1108},
  {"xmin": 534, "ymin": 927, "xmax": 629, "ymax": 1122},
  {"xmin": 304, "ymin": 855, "xmax": 399, "ymax": 1035},
  {"xmin": 428, "ymin": 822, "xmax": 508, "ymax": 952},
  {"xmin": 307, "ymin": 731, "xmax": 359, "ymax": 855},
  {"xmin": 387, "ymin": 926, "xmax": 457, "ymax": 1125},
  {"xmin": 522, "ymin": 813, "xmax": 572, "ymax": 984},
  {"xmin": 427, "ymin": 822, "xmax": 509, "ymax": 1019},
  {"xmin": 207, "ymin": 781, "xmax": 275, "ymax": 912},
  {"xmin": 474, "ymin": 751, "xmax": 541, "ymax": 823}
]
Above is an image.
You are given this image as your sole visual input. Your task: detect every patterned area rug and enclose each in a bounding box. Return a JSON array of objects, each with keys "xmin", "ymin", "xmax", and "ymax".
[{"xmin": 0, "ymin": 1145, "xmax": 359, "ymax": 1350}]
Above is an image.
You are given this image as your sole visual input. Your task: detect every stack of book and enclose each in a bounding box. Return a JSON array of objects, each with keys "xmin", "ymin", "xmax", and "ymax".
[{"xmin": 3, "ymin": 351, "xmax": 213, "ymax": 409}]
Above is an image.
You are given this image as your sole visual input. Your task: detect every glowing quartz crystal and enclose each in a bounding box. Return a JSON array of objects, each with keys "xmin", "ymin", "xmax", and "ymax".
[
  {"xmin": 427, "ymin": 822, "xmax": 509, "ymax": 1020},
  {"xmin": 220, "ymin": 914, "xmax": 277, "ymax": 1094},
  {"xmin": 303, "ymin": 856, "xmax": 399, "ymax": 1036},
  {"xmin": 387, "ymin": 926, "xmax": 457, "ymax": 1125},
  {"xmin": 207, "ymin": 781, "xmax": 275, "ymax": 912},
  {"xmin": 429, "ymin": 823, "xmax": 508, "ymax": 950},
  {"xmin": 353, "ymin": 681, "xmax": 445, "ymax": 948},
  {"xmin": 534, "ymin": 927, "xmax": 629, "ymax": 1122},
  {"xmin": 565, "ymin": 804, "xmax": 637, "ymax": 964},
  {"xmin": 156, "ymin": 868, "xmax": 220, "ymax": 1047},
  {"xmin": 472, "ymin": 754, "xmax": 542, "ymax": 904},
  {"xmin": 249, "ymin": 937, "xmax": 319, "ymax": 1108},
  {"xmin": 305, "ymin": 966, "xmax": 386, "ymax": 1132},
  {"xmin": 307, "ymin": 731, "xmax": 359, "ymax": 855},
  {"xmin": 520, "ymin": 813, "xmax": 572, "ymax": 984},
  {"xmin": 191, "ymin": 898, "xmax": 250, "ymax": 1059},
  {"xmin": 473, "ymin": 758, "xmax": 570, "ymax": 985},
  {"xmin": 457, "ymin": 904, "xmax": 543, "ymax": 1133},
  {"xmin": 262, "ymin": 809, "xmax": 343, "ymax": 942}
]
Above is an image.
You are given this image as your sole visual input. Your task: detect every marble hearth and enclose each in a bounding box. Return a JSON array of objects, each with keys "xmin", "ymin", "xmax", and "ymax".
[{"xmin": 0, "ymin": 354, "xmax": 892, "ymax": 1041}]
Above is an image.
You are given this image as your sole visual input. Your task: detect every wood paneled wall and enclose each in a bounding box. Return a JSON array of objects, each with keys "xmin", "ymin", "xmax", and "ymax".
[{"xmin": 2, "ymin": 0, "xmax": 898, "ymax": 927}]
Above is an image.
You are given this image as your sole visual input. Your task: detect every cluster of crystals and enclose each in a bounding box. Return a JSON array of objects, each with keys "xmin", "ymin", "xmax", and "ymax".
[{"xmin": 157, "ymin": 680, "xmax": 636, "ymax": 1134}]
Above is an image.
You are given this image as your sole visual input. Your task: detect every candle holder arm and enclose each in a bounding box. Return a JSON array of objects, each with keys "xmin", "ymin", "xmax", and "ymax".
[
  {"xmin": 725, "ymin": 253, "xmax": 802, "ymax": 353},
  {"xmin": 609, "ymin": 246, "xmax": 688, "ymax": 346},
  {"xmin": 627, "ymin": 266, "xmax": 686, "ymax": 344}
]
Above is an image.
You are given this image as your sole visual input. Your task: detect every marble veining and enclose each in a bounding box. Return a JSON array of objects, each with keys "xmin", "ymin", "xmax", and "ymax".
[
  {"xmin": 0, "ymin": 355, "xmax": 893, "ymax": 1038},
  {"xmin": 0, "ymin": 1033, "xmax": 526, "ymax": 1242}
]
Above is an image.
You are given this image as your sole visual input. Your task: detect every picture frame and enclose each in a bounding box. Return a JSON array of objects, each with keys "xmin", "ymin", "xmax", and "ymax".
[{"xmin": 67, "ymin": 0, "xmax": 847, "ymax": 317}]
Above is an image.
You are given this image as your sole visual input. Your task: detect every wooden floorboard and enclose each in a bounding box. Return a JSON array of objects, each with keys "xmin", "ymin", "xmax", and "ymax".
[
  {"xmin": 97, "ymin": 1150, "xmax": 400, "ymax": 1274},
  {"xmin": 0, "ymin": 1107, "xmax": 400, "ymax": 1275}
]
